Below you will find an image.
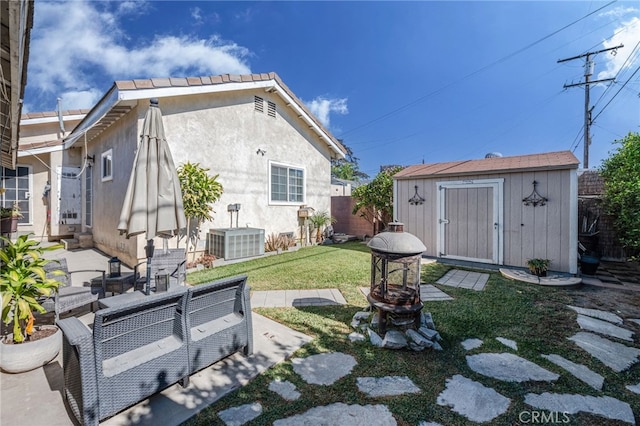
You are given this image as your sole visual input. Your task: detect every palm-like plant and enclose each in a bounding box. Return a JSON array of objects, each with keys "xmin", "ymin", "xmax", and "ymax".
[
  {"xmin": 0, "ymin": 234, "xmax": 63, "ymax": 343},
  {"xmin": 308, "ymin": 211, "xmax": 336, "ymax": 243}
]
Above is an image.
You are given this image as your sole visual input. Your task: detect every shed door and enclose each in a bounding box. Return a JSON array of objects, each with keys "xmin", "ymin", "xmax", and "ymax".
[{"xmin": 437, "ymin": 179, "xmax": 503, "ymax": 264}]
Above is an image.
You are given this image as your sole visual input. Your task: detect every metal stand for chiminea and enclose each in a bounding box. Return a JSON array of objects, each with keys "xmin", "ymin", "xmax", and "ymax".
[{"xmin": 367, "ymin": 223, "xmax": 426, "ymax": 335}]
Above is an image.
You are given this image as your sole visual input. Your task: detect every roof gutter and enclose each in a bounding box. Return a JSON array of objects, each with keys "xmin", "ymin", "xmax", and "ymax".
[{"xmin": 64, "ymin": 86, "xmax": 119, "ymax": 148}]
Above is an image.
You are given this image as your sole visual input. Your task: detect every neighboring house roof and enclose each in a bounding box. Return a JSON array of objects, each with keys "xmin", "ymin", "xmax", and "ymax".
[
  {"xmin": 395, "ymin": 151, "xmax": 580, "ymax": 179},
  {"xmin": 1, "ymin": 0, "xmax": 34, "ymax": 169},
  {"xmin": 18, "ymin": 109, "xmax": 89, "ymax": 155},
  {"xmin": 64, "ymin": 72, "xmax": 347, "ymax": 159}
]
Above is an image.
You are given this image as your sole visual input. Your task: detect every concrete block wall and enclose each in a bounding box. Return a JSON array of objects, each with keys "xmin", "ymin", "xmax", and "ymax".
[{"xmin": 331, "ymin": 196, "xmax": 374, "ymax": 238}]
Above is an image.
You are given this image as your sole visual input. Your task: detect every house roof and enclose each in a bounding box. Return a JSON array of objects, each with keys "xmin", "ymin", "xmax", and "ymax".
[
  {"xmin": 18, "ymin": 109, "xmax": 89, "ymax": 156},
  {"xmin": 1, "ymin": 0, "xmax": 34, "ymax": 169},
  {"xmin": 394, "ymin": 151, "xmax": 580, "ymax": 179},
  {"xmin": 64, "ymin": 72, "xmax": 346, "ymax": 158},
  {"xmin": 21, "ymin": 109, "xmax": 90, "ymax": 122}
]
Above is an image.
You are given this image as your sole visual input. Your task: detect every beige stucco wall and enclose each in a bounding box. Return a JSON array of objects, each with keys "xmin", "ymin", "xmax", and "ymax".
[
  {"xmin": 85, "ymin": 89, "xmax": 335, "ymax": 266},
  {"xmin": 16, "ymin": 115, "xmax": 86, "ymax": 240},
  {"xmin": 395, "ymin": 168, "xmax": 578, "ymax": 273}
]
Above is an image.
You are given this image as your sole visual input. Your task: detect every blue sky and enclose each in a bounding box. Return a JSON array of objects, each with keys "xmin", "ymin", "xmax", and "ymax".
[{"xmin": 25, "ymin": 1, "xmax": 640, "ymax": 176}]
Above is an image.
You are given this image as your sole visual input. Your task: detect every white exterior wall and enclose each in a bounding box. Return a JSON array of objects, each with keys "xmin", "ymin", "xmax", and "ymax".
[
  {"xmin": 17, "ymin": 115, "xmax": 85, "ymax": 240},
  {"xmin": 86, "ymin": 89, "xmax": 335, "ymax": 266}
]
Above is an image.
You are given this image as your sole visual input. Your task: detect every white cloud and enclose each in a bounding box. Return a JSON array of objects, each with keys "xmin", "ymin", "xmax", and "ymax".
[
  {"xmin": 599, "ymin": 6, "xmax": 639, "ymax": 19},
  {"xmin": 27, "ymin": 1, "xmax": 251, "ymax": 111},
  {"xmin": 191, "ymin": 7, "xmax": 203, "ymax": 24},
  {"xmin": 598, "ymin": 16, "xmax": 640, "ymax": 80},
  {"xmin": 58, "ymin": 89, "xmax": 104, "ymax": 111},
  {"xmin": 305, "ymin": 97, "xmax": 348, "ymax": 128}
]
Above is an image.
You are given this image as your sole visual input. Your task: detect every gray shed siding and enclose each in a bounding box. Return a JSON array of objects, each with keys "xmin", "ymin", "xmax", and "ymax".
[{"xmin": 395, "ymin": 168, "xmax": 577, "ymax": 273}]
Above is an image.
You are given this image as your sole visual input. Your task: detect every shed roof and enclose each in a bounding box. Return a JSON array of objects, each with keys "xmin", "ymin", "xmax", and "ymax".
[{"xmin": 394, "ymin": 151, "xmax": 580, "ymax": 179}]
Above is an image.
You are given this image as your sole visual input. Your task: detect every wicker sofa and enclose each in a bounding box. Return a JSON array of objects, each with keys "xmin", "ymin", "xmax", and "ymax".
[{"xmin": 56, "ymin": 275, "xmax": 252, "ymax": 426}]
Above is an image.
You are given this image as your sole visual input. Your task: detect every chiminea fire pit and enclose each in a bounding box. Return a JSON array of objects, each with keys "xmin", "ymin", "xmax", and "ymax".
[{"xmin": 367, "ymin": 222, "xmax": 426, "ymax": 334}]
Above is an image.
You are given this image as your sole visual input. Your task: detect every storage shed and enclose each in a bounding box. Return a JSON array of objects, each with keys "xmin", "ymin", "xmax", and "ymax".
[{"xmin": 394, "ymin": 151, "xmax": 580, "ymax": 274}]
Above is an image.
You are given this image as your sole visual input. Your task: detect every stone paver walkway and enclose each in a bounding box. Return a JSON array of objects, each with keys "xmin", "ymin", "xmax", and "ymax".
[
  {"xmin": 436, "ymin": 269, "xmax": 489, "ymax": 290},
  {"xmin": 360, "ymin": 284, "xmax": 454, "ymax": 302},
  {"xmin": 219, "ymin": 280, "xmax": 640, "ymax": 425},
  {"xmin": 251, "ymin": 288, "xmax": 347, "ymax": 308}
]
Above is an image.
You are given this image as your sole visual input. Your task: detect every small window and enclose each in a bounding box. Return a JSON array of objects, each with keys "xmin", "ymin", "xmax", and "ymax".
[
  {"xmin": 270, "ymin": 162, "xmax": 304, "ymax": 204},
  {"xmin": 254, "ymin": 96, "xmax": 264, "ymax": 113},
  {"xmin": 101, "ymin": 149, "xmax": 113, "ymax": 182},
  {"xmin": 267, "ymin": 101, "xmax": 276, "ymax": 118}
]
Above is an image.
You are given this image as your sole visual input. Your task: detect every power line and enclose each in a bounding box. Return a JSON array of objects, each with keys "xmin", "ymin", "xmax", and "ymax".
[
  {"xmin": 559, "ymin": 44, "xmax": 623, "ymax": 168},
  {"xmin": 338, "ymin": 0, "xmax": 619, "ymax": 138}
]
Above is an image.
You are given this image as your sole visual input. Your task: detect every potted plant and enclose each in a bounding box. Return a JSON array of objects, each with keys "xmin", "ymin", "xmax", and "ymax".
[
  {"xmin": 308, "ymin": 211, "xmax": 337, "ymax": 243},
  {"xmin": 0, "ymin": 202, "xmax": 22, "ymax": 234},
  {"xmin": 0, "ymin": 234, "xmax": 64, "ymax": 373},
  {"xmin": 527, "ymin": 258, "xmax": 551, "ymax": 277}
]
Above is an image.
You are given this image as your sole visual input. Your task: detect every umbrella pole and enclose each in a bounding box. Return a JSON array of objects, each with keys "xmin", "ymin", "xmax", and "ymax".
[{"xmin": 145, "ymin": 239, "xmax": 155, "ymax": 295}]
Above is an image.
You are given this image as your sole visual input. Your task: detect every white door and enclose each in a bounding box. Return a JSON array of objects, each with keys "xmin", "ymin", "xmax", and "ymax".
[
  {"xmin": 56, "ymin": 166, "xmax": 82, "ymax": 225},
  {"xmin": 437, "ymin": 179, "xmax": 503, "ymax": 264}
]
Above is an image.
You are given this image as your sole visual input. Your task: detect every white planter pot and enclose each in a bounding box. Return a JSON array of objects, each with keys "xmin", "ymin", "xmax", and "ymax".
[{"xmin": 0, "ymin": 326, "xmax": 62, "ymax": 373}]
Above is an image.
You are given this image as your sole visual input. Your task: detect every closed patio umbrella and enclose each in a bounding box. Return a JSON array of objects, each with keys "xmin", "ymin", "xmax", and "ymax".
[{"xmin": 118, "ymin": 98, "xmax": 186, "ymax": 294}]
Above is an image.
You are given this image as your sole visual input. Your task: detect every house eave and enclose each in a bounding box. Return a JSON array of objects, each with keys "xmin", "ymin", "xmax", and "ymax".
[{"xmin": 63, "ymin": 75, "xmax": 346, "ymax": 159}]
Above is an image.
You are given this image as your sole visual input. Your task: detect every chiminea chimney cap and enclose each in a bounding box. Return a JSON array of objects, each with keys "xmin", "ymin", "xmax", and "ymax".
[{"xmin": 367, "ymin": 222, "xmax": 426, "ymax": 255}]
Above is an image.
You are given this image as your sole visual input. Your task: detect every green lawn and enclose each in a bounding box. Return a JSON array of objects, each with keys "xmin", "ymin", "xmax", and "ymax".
[{"xmin": 184, "ymin": 242, "xmax": 639, "ymax": 426}]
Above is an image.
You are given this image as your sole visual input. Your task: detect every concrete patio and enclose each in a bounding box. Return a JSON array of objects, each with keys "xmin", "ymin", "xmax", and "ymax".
[{"xmin": 0, "ymin": 246, "xmax": 312, "ymax": 426}]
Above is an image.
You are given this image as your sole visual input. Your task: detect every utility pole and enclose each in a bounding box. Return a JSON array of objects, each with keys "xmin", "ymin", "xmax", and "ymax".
[{"xmin": 558, "ymin": 44, "xmax": 622, "ymax": 168}]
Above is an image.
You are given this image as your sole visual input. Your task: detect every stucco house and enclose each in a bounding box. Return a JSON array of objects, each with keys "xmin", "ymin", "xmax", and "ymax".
[
  {"xmin": 17, "ymin": 72, "xmax": 346, "ymax": 266},
  {"xmin": 13, "ymin": 109, "xmax": 89, "ymax": 240},
  {"xmin": 394, "ymin": 151, "xmax": 580, "ymax": 274}
]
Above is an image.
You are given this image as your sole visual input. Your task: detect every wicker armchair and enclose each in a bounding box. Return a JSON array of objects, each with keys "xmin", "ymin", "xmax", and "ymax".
[
  {"xmin": 186, "ymin": 275, "xmax": 253, "ymax": 374},
  {"xmin": 42, "ymin": 258, "xmax": 105, "ymax": 320},
  {"xmin": 134, "ymin": 248, "xmax": 186, "ymax": 292},
  {"xmin": 56, "ymin": 288, "xmax": 190, "ymax": 426}
]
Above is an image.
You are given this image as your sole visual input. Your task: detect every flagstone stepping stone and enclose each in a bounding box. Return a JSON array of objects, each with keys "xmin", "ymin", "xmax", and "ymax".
[
  {"xmin": 541, "ymin": 354, "xmax": 604, "ymax": 390},
  {"xmin": 357, "ymin": 376, "xmax": 421, "ymax": 397},
  {"xmin": 437, "ymin": 269, "xmax": 489, "ymax": 290},
  {"xmin": 567, "ymin": 305, "xmax": 623, "ymax": 325},
  {"xmin": 577, "ymin": 314, "xmax": 634, "ymax": 341},
  {"xmin": 272, "ymin": 403, "xmax": 397, "ymax": 426},
  {"xmin": 629, "ymin": 319, "xmax": 640, "ymax": 326},
  {"xmin": 626, "ymin": 383, "xmax": 640, "ymax": 394},
  {"xmin": 461, "ymin": 338, "xmax": 483, "ymax": 350},
  {"xmin": 568, "ymin": 332, "xmax": 640, "ymax": 372},
  {"xmin": 218, "ymin": 402, "xmax": 263, "ymax": 426},
  {"xmin": 524, "ymin": 393, "xmax": 635, "ymax": 425},
  {"xmin": 467, "ymin": 353, "xmax": 559, "ymax": 382},
  {"xmin": 269, "ymin": 379, "xmax": 301, "ymax": 401},
  {"xmin": 496, "ymin": 337, "xmax": 518, "ymax": 350},
  {"xmin": 291, "ymin": 352, "xmax": 357, "ymax": 385},
  {"xmin": 437, "ymin": 375, "xmax": 510, "ymax": 423}
]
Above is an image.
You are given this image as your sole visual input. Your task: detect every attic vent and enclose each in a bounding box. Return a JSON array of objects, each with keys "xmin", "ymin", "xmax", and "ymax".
[
  {"xmin": 485, "ymin": 152, "xmax": 503, "ymax": 158},
  {"xmin": 267, "ymin": 101, "xmax": 276, "ymax": 118},
  {"xmin": 254, "ymin": 96, "xmax": 264, "ymax": 113}
]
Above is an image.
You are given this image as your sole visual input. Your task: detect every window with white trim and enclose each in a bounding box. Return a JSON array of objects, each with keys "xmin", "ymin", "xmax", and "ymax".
[
  {"xmin": 1, "ymin": 165, "xmax": 31, "ymax": 224},
  {"xmin": 101, "ymin": 149, "xmax": 113, "ymax": 182},
  {"xmin": 270, "ymin": 162, "xmax": 304, "ymax": 203}
]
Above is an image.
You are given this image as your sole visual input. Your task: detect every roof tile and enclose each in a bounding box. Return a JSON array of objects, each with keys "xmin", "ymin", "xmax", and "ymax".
[
  {"xmin": 229, "ymin": 74, "xmax": 242, "ymax": 82},
  {"xmin": 116, "ymin": 80, "xmax": 136, "ymax": 90},
  {"xmin": 200, "ymin": 76, "xmax": 212, "ymax": 85},
  {"xmin": 133, "ymin": 79, "xmax": 154, "ymax": 89},
  {"xmin": 170, "ymin": 77, "xmax": 188, "ymax": 87},
  {"xmin": 186, "ymin": 77, "xmax": 203, "ymax": 86},
  {"xmin": 210, "ymin": 75, "xmax": 223, "ymax": 84},
  {"xmin": 151, "ymin": 78, "xmax": 171, "ymax": 87}
]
